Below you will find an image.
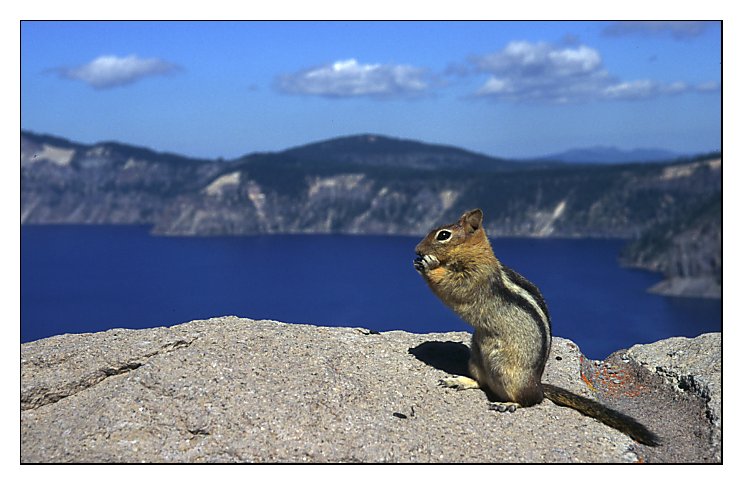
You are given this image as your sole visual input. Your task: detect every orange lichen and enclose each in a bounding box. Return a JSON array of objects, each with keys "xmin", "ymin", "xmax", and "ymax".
[
  {"xmin": 579, "ymin": 356, "xmax": 653, "ymax": 398},
  {"xmin": 579, "ymin": 356, "xmax": 597, "ymax": 392}
]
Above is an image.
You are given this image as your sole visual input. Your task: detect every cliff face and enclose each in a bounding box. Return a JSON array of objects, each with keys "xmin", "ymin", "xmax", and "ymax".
[
  {"xmin": 20, "ymin": 317, "xmax": 721, "ymax": 463},
  {"xmin": 21, "ymin": 131, "xmax": 721, "ymax": 296},
  {"xmin": 621, "ymin": 190, "xmax": 721, "ymax": 298},
  {"xmin": 21, "ymin": 132, "xmax": 221, "ymax": 225}
]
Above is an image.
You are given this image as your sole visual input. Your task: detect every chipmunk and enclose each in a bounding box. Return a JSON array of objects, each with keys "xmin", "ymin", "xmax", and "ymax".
[{"xmin": 414, "ymin": 208, "xmax": 660, "ymax": 446}]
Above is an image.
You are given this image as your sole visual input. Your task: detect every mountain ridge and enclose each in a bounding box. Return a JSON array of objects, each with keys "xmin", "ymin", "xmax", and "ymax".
[
  {"xmin": 530, "ymin": 145, "xmax": 685, "ymax": 164},
  {"xmin": 20, "ymin": 130, "xmax": 721, "ymax": 297},
  {"xmin": 21, "ymin": 130, "xmax": 213, "ymax": 165},
  {"xmin": 23, "ymin": 129, "xmax": 693, "ymax": 166},
  {"xmin": 276, "ymin": 133, "xmax": 525, "ymax": 171}
]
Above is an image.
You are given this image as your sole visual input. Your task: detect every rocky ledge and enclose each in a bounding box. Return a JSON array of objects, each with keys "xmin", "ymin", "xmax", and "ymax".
[{"xmin": 20, "ymin": 317, "xmax": 721, "ymax": 463}]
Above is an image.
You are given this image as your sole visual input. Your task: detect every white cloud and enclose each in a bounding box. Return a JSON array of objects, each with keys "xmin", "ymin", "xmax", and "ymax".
[
  {"xmin": 54, "ymin": 55, "xmax": 180, "ymax": 89},
  {"xmin": 474, "ymin": 42, "xmax": 602, "ymax": 78},
  {"xmin": 478, "ymin": 77, "xmax": 511, "ymax": 95},
  {"xmin": 603, "ymin": 80, "xmax": 721, "ymax": 100},
  {"xmin": 602, "ymin": 80, "xmax": 658, "ymax": 100},
  {"xmin": 696, "ymin": 81, "xmax": 721, "ymax": 92},
  {"xmin": 470, "ymin": 41, "xmax": 718, "ymax": 103},
  {"xmin": 275, "ymin": 58, "xmax": 429, "ymax": 98},
  {"xmin": 471, "ymin": 42, "xmax": 611, "ymax": 103}
]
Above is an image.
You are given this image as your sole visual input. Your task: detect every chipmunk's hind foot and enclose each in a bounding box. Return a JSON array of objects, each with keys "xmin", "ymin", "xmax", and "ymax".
[
  {"xmin": 488, "ymin": 402, "xmax": 521, "ymax": 413},
  {"xmin": 438, "ymin": 375, "xmax": 480, "ymax": 390}
]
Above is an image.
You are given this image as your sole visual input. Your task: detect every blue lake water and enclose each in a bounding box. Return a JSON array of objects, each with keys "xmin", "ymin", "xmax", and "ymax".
[{"xmin": 20, "ymin": 225, "xmax": 721, "ymax": 359}]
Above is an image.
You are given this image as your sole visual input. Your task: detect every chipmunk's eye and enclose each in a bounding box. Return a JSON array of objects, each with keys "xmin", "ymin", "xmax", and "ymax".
[{"xmin": 436, "ymin": 230, "xmax": 452, "ymax": 241}]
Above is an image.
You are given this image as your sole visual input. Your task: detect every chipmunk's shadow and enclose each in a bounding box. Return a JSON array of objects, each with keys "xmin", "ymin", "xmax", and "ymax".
[
  {"xmin": 408, "ymin": 341, "xmax": 470, "ymax": 377},
  {"xmin": 408, "ymin": 341, "xmax": 500, "ymax": 402}
]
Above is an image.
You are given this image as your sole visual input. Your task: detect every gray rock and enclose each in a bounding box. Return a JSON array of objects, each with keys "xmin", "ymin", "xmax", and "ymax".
[
  {"xmin": 21, "ymin": 317, "xmax": 720, "ymax": 463},
  {"xmin": 625, "ymin": 333, "xmax": 721, "ymax": 462}
]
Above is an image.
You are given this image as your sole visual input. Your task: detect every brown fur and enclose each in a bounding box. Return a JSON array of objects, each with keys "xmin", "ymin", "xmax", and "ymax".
[{"xmin": 414, "ymin": 209, "xmax": 660, "ymax": 446}]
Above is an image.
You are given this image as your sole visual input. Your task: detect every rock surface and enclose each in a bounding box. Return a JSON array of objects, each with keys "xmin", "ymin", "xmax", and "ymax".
[
  {"xmin": 625, "ymin": 333, "xmax": 722, "ymax": 462},
  {"xmin": 20, "ymin": 317, "xmax": 721, "ymax": 463}
]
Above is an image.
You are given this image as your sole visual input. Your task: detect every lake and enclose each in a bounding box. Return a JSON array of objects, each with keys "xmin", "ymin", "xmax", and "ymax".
[{"xmin": 20, "ymin": 225, "xmax": 721, "ymax": 359}]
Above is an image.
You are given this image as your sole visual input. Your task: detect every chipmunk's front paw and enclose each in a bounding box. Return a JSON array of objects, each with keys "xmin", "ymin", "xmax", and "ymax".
[{"xmin": 414, "ymin": 254, "xmax": 440, "ymax": 273}]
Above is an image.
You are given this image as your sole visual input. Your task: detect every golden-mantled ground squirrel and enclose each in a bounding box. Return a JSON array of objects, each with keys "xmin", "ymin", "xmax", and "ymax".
[{"xmin": 414, "ymin": 208, "xmax": 660, "ymax": 446}]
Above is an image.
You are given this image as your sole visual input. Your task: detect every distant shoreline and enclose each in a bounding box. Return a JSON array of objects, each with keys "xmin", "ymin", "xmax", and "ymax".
[{"xmin": 21, "ymin": 222, "xmax": 719, "ymax": 300}]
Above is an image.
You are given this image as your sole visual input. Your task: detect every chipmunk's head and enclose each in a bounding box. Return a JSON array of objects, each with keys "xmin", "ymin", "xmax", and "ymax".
[{"xmin": 414, "ymin": 209, "xmax": 493, "ymax": 274}]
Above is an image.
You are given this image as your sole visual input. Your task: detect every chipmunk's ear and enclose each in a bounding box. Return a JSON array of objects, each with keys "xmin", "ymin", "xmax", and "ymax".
[{"xmin": 461, "ymin": 209, "xmax": 483, "ymax": 233}]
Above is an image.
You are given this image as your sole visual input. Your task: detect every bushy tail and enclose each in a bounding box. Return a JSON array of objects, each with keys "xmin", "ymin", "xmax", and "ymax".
[{"xmin": 543, "ymin": 383, "xmax": 661, "ymax": 447}]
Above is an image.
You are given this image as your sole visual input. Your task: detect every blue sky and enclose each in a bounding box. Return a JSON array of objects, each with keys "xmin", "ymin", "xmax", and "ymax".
[{"xmin": 21, "ymin": 20, "xmax": 721, "ymax": 159}]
